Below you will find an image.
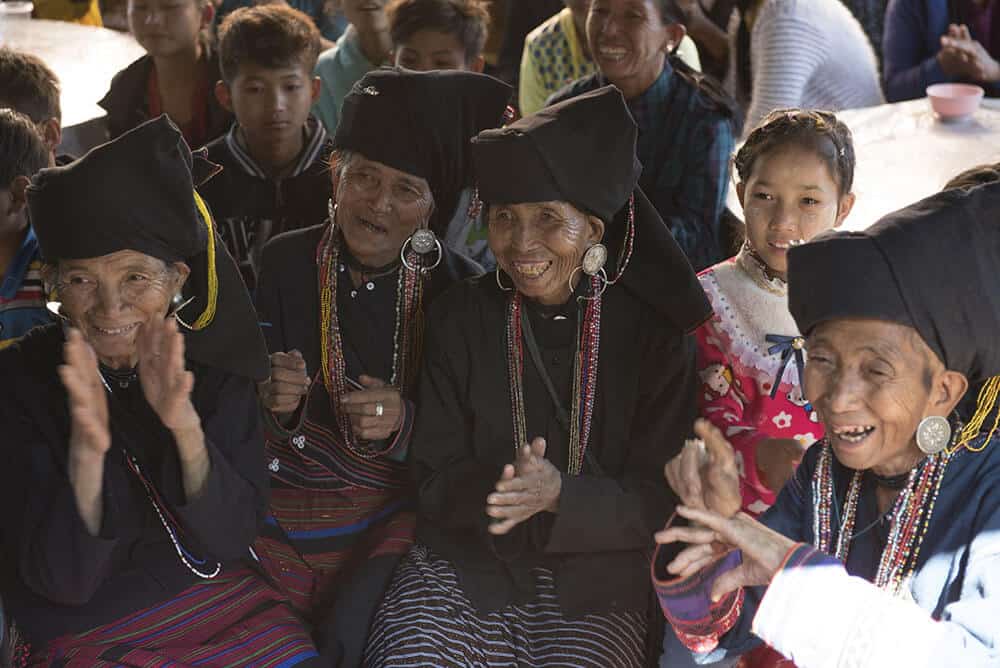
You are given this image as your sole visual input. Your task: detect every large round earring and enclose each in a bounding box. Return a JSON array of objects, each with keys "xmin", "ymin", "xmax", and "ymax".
[
  {"xmin": 171, "ymin": 293, "xmax": 196, "ymax": 330},
  {"xmin": 916, "ymin": 415, "xmax": 952, "ymax": 455},
  {"xmin": 495, "ymin": 267, "xmax": 513, "ymax": 292},
  {"xmin": 581, "ymin": 243, "xmax": 608, "ymax": 276},
  {"xmin": 400, "ymin": 227, "xmax": 442, "ymax": 273}
]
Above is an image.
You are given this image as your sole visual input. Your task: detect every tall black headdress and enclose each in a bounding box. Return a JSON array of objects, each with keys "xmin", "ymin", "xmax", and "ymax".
[
  {"xmin": 470, "ymin": 85, "xmax": 711, "ymax": 333},
  {"xmin": 28, "ymin": 115, "xmax": 269, "ymax": 380}
]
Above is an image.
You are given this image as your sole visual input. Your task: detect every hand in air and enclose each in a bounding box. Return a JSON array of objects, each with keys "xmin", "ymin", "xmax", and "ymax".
[
  {"xmin": 655, "ymin": 505, "xmax": 797, "ymax": 602},
  {"xmin": 137, "ymin": 317, "xmax": 200, "ymax": 433},
  {"xmin": 664, "ymin": 419, "xmax": 742, "ymax": 518},
  {"xmin": 486, "ymin": 437, "xmax": 562, "ymax": 535},
  {"xmin": 59, "ymin": 328, "xmax": 111, "ymax": 458}
]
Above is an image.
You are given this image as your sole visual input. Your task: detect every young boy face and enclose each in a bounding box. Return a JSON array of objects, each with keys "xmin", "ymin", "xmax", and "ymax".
[
  {"xmin": 128, "ymin": 0, "xmax": 209, "ymax": 59},
  {"xmin": 218, "ymin": 61, "xmax": 321, "ymax": 149},
  {"xmin": 393, "ymin": 28, "xmax": 483, "ymax": 72}
]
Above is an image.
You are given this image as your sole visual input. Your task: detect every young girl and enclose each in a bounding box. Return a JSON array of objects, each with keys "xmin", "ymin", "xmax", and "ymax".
[
  {"xmin": 99, "ymin": 0, "xmax": 232, "ymax": 148},
  {"xmin": 696, "ymin": 108, "xmax": 856, "ymax": 517}
]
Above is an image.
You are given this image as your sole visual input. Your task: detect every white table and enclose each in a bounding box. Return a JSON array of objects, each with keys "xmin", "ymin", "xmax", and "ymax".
[
  {"xmin": 726, "ymin": 98, "xmax": 1000, "ymax": 231},
  {"xmin": 0, "ymin": 19, "xmax": 145, "ymax": 154}
]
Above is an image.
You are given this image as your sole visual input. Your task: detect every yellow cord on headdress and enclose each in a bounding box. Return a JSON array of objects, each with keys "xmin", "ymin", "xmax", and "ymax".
[
  {"xmin": 951, "ymin": 374, "xmax": 1000, "ymax": 453},
  {"xmin": 191, "ymin": 190, "xmax": 219, "ymax": 331}
]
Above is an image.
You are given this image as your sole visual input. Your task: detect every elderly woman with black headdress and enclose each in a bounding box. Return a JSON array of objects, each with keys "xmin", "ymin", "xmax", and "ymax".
[
  {"xmin": 654, "ymin": 184, "xmax": 1000, "ymax": 667},
  {"xmin": 365, "ymin": 86, "xmax": 711, "ymax": 666},
  {"xmin": 251, "ymin": 68, "xmax": 510, "ymax": 665},
  {"xmin": 0, "ymin": 116, "xmax": 320, "ymax": 665}
]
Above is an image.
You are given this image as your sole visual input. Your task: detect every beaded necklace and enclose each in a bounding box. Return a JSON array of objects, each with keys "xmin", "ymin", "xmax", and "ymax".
[
  {"xmin": 97, "ymin": 372, "xmax": 222, "ymax": 580},
  {"xmin": 505, "ymin": 274, "xmax": 602, "ymax": 475},
  {"xmin": 812, "ymin": 442, "xmax": 950, "ymax": 595},
  {"xmin": 317, "ymin": 223, "xmax": 427, "ymax": 458}
]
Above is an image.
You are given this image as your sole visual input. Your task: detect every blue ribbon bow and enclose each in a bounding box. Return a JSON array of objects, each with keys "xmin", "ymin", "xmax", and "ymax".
[{"xmin": 765, "ymin": 334, "xmax": 806, "ymax": 401}]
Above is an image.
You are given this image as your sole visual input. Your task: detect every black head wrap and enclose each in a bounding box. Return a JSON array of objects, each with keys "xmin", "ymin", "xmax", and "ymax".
[
  {"xmin": 333, "ymin": 67, "xmax": 512, "ymax": 237},
  {"xmin": 470, "ymin": 85, "xmax": 711, "ymax": 333},
  {"xmin": 788, "ymin": 182, "xmax": 1000, "ymax": 385},
  {"xmin": 28, "ymin": 115, "xmax": 269, "ymax": 380}
]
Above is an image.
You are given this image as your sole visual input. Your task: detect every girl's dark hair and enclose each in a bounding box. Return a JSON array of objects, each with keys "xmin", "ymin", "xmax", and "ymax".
[
  {"xmin": 387, "ymin": 0, "xmax": 490, "ymax": 63},
  {"xmin": 733, "ymin": 108, "xmax": 856, "ymax": 197}
]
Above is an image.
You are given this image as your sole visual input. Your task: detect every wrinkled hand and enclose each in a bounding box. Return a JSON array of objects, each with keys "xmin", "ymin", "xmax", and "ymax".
[
  {"xmin": 487, "ymin": 437, "xmax": 562, "ymax": 535},
  {"xmin": 259, "ymin": 350, "xmax": 310, "ymax": 417},
  {"xmin": 940, "ymin": 24, "xmax": 1000, "ymax": 81},
  {"xmin": 340, "ymin": 375, "xmax": 403, "ymax": 441},
  {"xmin": 664, "ymin": 419, "xmax": 742, "ymax": 518},
  {"xmin": 755, "ymin": 437, "xmax": 806, "ymax": 494},
  {"xmin": 59, "ymin": 328, "xmax": 111, "ymax": 458},
  {"xmin": 138, "ymin": 317, "xmax": 200, "ymax": 432},
  {"xmin": 655, "ymin": 505, "xmax": 796, "ymax": 601}
]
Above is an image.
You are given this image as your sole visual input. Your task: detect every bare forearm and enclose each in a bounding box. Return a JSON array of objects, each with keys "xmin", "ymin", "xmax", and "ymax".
[
  {"xmin": 68, "ymin": 450, "xmax": 106, "ymax": 536},
  {"xmin": 174, "ymin": 426, "xmax": 211, "ymax": 501},
  {"xmin": 689, "ymin": 17, "xmax": 730, "ymax": 64}
]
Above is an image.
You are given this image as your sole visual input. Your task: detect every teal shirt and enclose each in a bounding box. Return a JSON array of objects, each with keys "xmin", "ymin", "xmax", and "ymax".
[{"xmin": 314, "ymin": 26, "xmax": 375, "ymax": 136}]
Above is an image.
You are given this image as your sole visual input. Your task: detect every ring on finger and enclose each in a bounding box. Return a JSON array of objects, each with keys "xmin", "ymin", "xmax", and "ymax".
[{"xmin": 375, "ymin": 401, "xmax": 384, "ymax": 417}]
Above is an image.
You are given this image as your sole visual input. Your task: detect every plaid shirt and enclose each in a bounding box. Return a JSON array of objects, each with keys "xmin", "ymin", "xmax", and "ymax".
[{"xmin": 549, "ymin": 61, "xmax": 735, "ymax": 271}]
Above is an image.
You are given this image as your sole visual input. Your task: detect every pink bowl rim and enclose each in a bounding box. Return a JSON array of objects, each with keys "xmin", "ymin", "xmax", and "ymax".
[{"xmin": 926, "ymin": 83, "xmax": 986, "ymax": 99}]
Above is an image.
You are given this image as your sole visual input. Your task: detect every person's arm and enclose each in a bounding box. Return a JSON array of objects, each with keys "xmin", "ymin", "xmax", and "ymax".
[
  {"xmin": 742, "ymin": 13, "xmax": 826, "ymax": 131},
  {"xmin": 882, "ymin": 0, "xmax": 950, "ymax": 102},
  {"xmin": 652, "ymin": 114, "xmax": 734, "ymax": 272},
  {"xmin": 170, "ymin": 371, "xmax": 269, "ymax": 561},
  {"xmin": 542, "ymin": 328, "xmax": 700, "ymax": 554},
  {"xmin": 518, "ymin": 40, "xmax": 549, "ymax": 116}
]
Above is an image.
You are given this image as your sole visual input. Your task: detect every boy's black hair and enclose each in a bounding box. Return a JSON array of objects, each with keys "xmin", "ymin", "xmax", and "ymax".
[
  {"xmin": 0, "ymin": 108, "xmax": 49, "ymax": 188},
  {"xmin": 0, "ymin": 48, "xmax": 61, "ymax": 124},
  {"xmin": 387, "ymin": 0, "xmax": 490, "ymax": 62},
  {"xmin": 218, "ymin": 4, "xmax": 322, "ymax": 84}
]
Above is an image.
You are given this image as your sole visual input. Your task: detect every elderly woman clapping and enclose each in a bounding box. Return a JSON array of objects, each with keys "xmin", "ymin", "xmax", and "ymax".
[
  {"xmin": 0, "ymin": 117, "xmax": 320, "ymax": 665},
  {"xmin": 654, "ymin": 184, "xmax": 1000, "ymax": 667},
  {"xmin": 366, "ymin": 86, "xmax": 713, "ymax": 667}
]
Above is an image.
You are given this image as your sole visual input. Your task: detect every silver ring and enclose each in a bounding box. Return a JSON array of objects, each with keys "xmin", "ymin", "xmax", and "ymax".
[{"xmin": 375, "ymin": 402, "xmax": 384, "ymax": 417}]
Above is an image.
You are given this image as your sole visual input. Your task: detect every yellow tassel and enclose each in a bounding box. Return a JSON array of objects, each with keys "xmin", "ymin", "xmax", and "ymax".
[
  {"xmin": 953, "ymin": 375, "xmax": 1000, "ymax": 453},
  {"xmin": 190, "ymin": 191, "xmax": 219, "ymax": 331}
]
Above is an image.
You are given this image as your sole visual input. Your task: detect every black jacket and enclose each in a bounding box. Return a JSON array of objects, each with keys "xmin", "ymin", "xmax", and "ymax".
[{"xmin": 98, "ymin": 53, "xmax": 232, "ymax": 148}]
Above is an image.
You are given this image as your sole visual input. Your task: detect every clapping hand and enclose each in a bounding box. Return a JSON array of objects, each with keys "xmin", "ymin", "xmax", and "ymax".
[
  {"xmin": 259, "ymin": 350, "xmax": 310, "ymax": 418},
  {"xmin": 59, "ymin": 328, "xmax": 111, "ymax": 458},
  {"xmin": 663, "ymin": 419, "xmax": 742, "ymax": 518},
  {"xmin": 939, "ymin": 23, "xmax": 1000, "ymax": 82},
  {"xmin": 655, "ymin": 505, "xmax": 797, "ymax": 601},
  {"xmin": 137, "ymin": 317, "xmax": 200, "ymax": 433},
  {"xmin": 486, "ymin": 437, "xmax": 562, "ymax": 535}
]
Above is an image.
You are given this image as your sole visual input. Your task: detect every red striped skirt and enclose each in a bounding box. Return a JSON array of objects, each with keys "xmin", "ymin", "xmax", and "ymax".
[
  {"xmin": 253, "ymin": 485, "xmax": 416, "ymax": 619},
  {"xmin": 29, "ymin": 569, "xmax": 318, "ymax": 667}
]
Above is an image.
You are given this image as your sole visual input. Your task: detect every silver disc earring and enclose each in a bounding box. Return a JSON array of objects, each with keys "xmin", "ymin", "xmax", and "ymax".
[
  {"xmin": 916, "ymin": 415, "xmax": 952, "ymax": 455},
  {"xmin": 581, "ymin": 243, "xmax": 608, "ymax": 276},
  {"xmin": 401, "ymin": 228, "xmax": 443, "ymax": 273}
]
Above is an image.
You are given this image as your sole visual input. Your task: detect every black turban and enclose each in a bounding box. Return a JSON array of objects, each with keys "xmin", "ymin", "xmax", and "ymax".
[
  {"xmin": 333, "ymin": 67, "xmax": 512, "ymax": 237},
  {"xmin": 470, "ymin": 85, "xmax": 711, "ymax": 334},
  {"xmin": 788, "ymin": 182, "xmax": 1000, "ymax": 384},
  {"xmin": 27, "ymin": 115, "xmax": 269, "ymax": 381}
]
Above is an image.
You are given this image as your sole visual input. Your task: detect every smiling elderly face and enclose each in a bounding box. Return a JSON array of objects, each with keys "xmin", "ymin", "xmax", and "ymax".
[
  {"xmin": 52, "ymin": 250, "xmax": 190, "ymax": 370},
  {"xmin": 487, "ymin": 200, "xmax": 604, "ymax": 306},
  {"xmin": 804, "ymin": 318, "xmax": 968, "ymax": 475}
]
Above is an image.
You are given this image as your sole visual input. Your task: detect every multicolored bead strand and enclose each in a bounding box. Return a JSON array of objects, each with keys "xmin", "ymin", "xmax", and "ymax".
[
  {"xmin": 505, "ymin": 274, "xmax": 602, "ymax": 475},
  {"xmin": 317, "ymin": 223, "xmax": 427, "ymax": 458}
]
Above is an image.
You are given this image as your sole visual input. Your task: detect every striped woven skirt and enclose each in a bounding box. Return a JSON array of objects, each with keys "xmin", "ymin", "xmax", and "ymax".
[
  {"xmin": 365, "ymin": 545, "xmax": 648, "ymax": 667},
  {"xmin": 27, "ymin": 568, "xmax": 319, "ymax": 667},
  {"xmin": 253, "ymin": 484, "xmax": 415, "ymax": 619}
]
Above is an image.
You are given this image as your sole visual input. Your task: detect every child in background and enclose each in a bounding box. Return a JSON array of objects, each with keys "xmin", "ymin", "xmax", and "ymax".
[
  {"xmin": 696, "ymin": 109, "xmax": 856, "ymax": 516},
  {"xmin": 99, "ymin": 0, "xmax": 232, "ymax": 148},
  {"xmin": 388, "ymin": 0, "xmax": 488, "ymax": 72},
  {"xmin": 200, "ymin": 4, "xmax": 330, "ymax": 292},
  {"xmin": 0, "ymin": 48, "xmax": 62, "ymax": 164},
  {"xmin": 0, "ymin": 110, "xmax": 53, "ymax": 349}
]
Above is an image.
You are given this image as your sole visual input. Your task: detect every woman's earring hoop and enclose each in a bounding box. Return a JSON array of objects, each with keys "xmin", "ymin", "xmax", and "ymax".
[
  {"xmin": 495, "ymin": 268, "xmax": 513, "ymax": 292},
  {"xmin": 171, "ymin": 294, "xmax": 197, "ymax": 331},
  {"xmin": 570, "ymin": 243, "xmax": 609, "ymax": 300},
  {"xmin": 916, "ymin": 415, "xmax": 952, "ymax": 455},
  {"xmin": 401, "ymin": 227, "xmax": 443, "ymax": 273},
  {"xmin": 569, "ymin": 266, "xmax": 609, "ymax": 301}
]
